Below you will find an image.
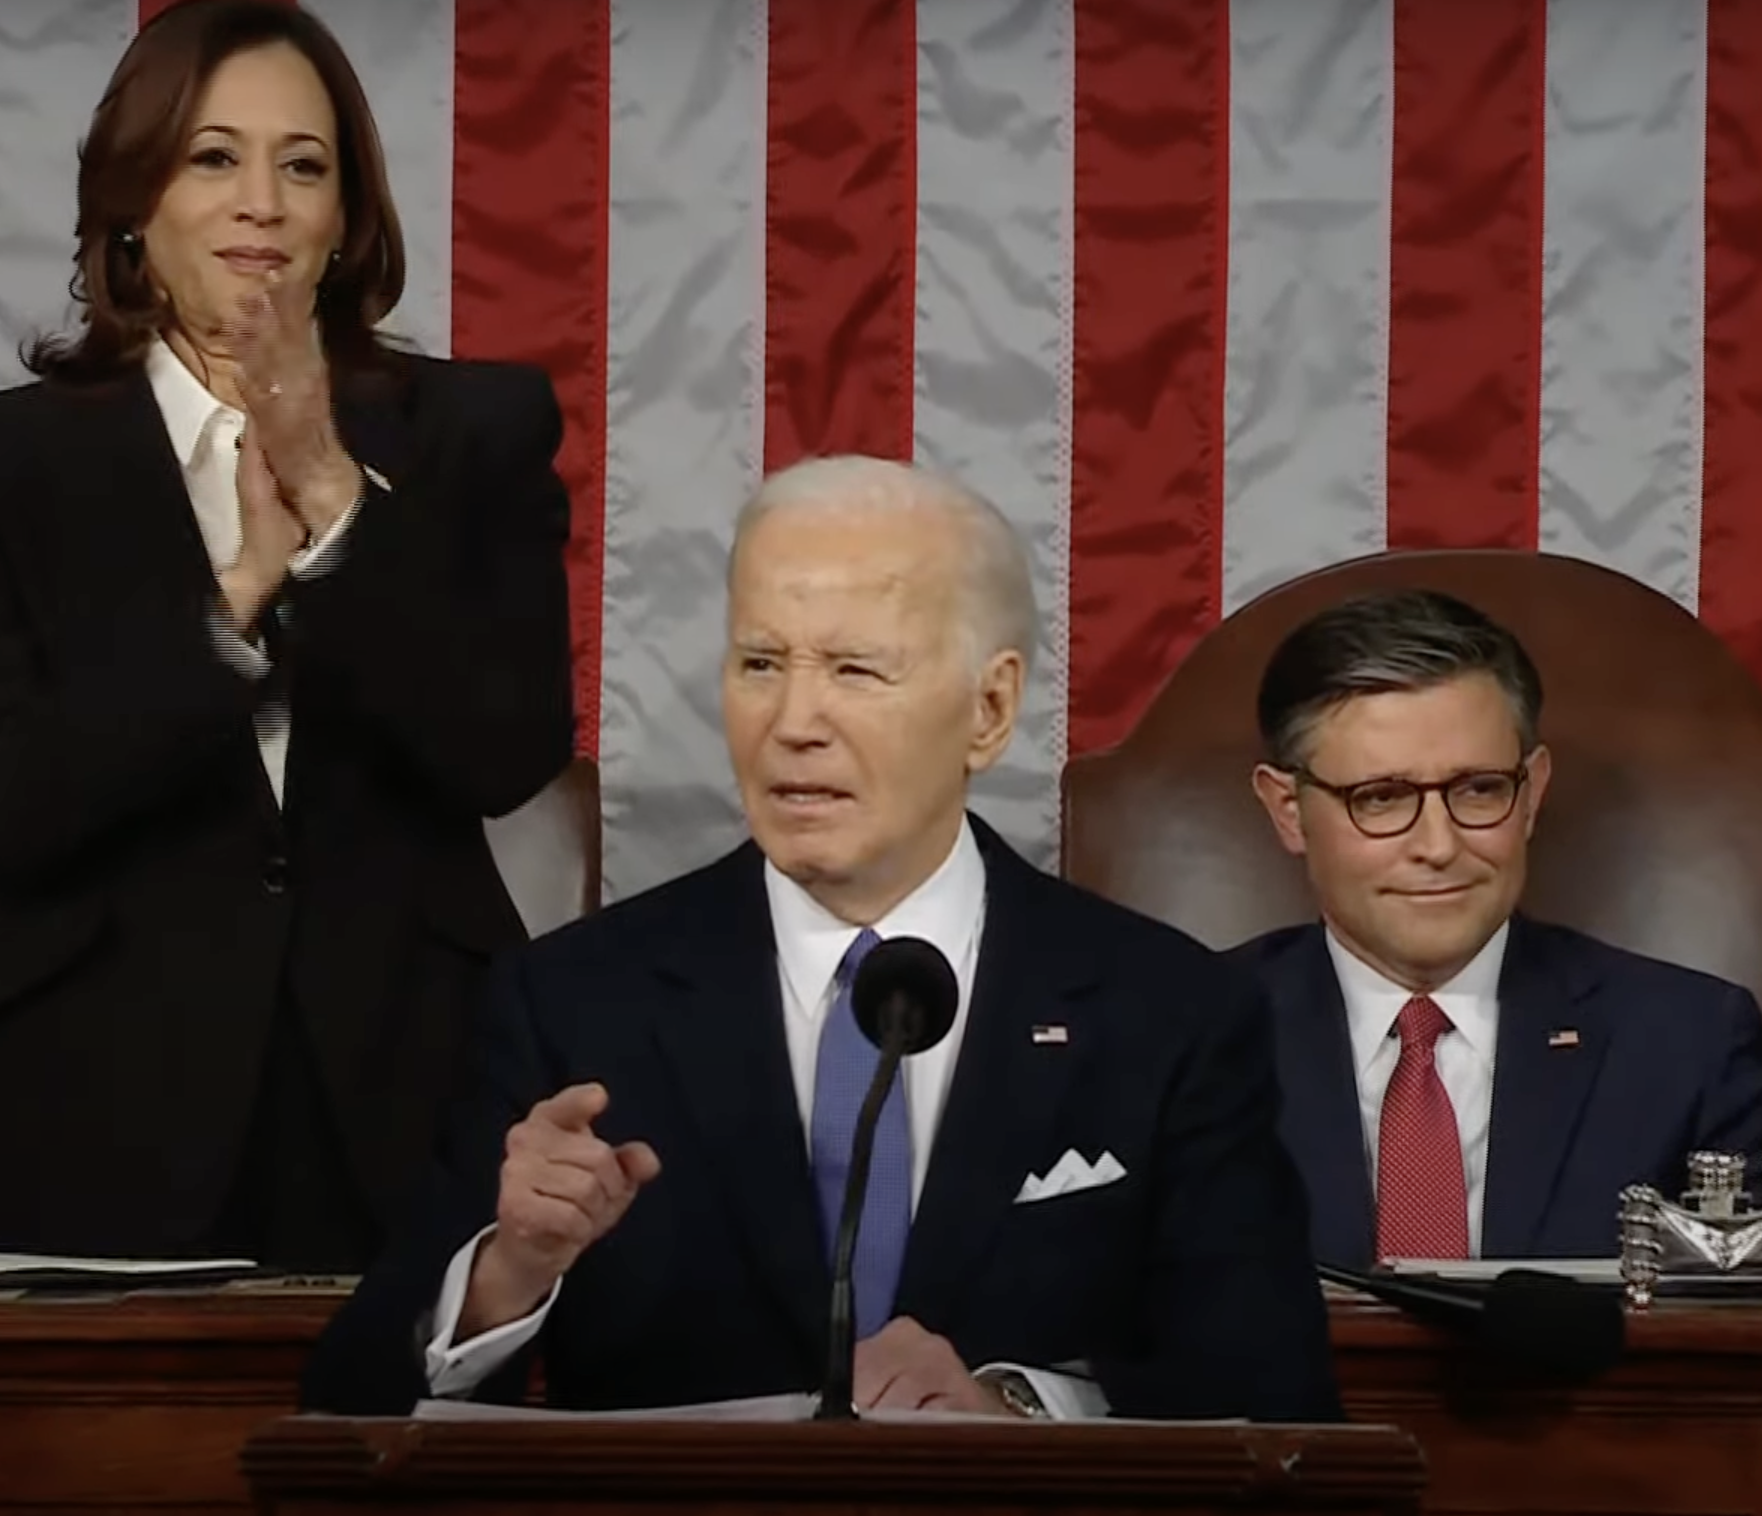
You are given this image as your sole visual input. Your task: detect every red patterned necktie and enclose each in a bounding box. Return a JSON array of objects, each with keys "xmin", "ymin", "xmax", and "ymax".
[{"xmin": 1375, "ymin": 994, "xmax": 1470, "ymax": 1261}]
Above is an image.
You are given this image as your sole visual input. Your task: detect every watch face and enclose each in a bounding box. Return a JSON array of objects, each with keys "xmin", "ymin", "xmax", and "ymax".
[{"xmin": 990, "ymin": 1372, "xmax": 1046, "ymax": 1418}]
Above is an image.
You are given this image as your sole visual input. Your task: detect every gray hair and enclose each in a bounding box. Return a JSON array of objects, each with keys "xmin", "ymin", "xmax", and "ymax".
[
  {"xmin": 1257, "ymin": 588, "xmax": 1544, "ymax": 769},
  {"xmin": 728, "ymin": 454, "xmax": 1038, "ymax": 676}
]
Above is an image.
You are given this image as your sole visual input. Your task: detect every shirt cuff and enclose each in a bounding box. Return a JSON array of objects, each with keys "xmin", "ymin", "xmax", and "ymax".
[
  {"xmin": 976, "ymin": 1363, "xmax": 1111, "ymax": 1421},
  {"xmin": 206, "ymin": 599, "xmax": 273, "ymax": 681},
  {"xmin": 423, "ymin": 1224, "xmax": 561, "ymax": 1399},
  {"xmin": 287, "ymin": 486, "xmax": 366, "ymax": 580}
]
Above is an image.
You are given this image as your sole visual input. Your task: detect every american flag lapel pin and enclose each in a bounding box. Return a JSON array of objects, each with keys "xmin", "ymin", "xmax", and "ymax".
[
  {"xmin": 1031, "ymin": 1025, "xmax": 1069, "ymax": 1045},
  {"xmin": 1548, "ymin": 1028, "xmax": 1581, "ymax": 1049}
]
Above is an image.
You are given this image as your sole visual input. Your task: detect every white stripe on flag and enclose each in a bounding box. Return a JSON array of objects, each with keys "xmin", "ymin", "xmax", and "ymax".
[
  {"xmin": 1221, "ymin": 0, "xmax": 1394, "ymax": 614},
  {"xmin": 598, "ymin": 0, "xmax": 768, "ymax": 901},
  {"xmin": 912, "ymin": 0, "xmax": 1075, "ymax": 871},
  {"xmin": 1538, "ymin": 0, "xmax": 1708, "ymax": 611},
  {"xmin": 0, "ymin": 0, "xmax": 134, "ymax": 388},
  {"xmin": 303, "ymin": 0, "xmax": 456, "ymax": 359}
]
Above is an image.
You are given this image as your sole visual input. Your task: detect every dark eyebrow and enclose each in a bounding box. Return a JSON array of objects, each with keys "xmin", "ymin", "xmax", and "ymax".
[{"xmin": 190, "ymin": 124, "xmax": 333, "ymax": 152}]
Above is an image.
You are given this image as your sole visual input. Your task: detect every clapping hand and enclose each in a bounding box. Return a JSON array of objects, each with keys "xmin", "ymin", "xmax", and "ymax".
[
  {"xmin": 230, "ymin": 274, "xmax": 362, "ymax": 540},
  {"xmin": 217, "ymin": 416, "xmax": 307, "ymax": 636}
]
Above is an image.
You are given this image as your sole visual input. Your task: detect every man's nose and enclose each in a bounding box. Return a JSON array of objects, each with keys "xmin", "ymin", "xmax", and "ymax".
[
  {"xmin": 771, "ymin": 666, "xmax": 827, "ymax": 743},
  {"xmin": 1405, "ymin": 791, "xmax": 1461, "ymax": 862}
]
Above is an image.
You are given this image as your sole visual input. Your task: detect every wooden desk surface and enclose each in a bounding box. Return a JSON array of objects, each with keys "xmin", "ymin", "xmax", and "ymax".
[
  {"xmin": 2, "ymin": 1291, "xmax": 1760, "ymax": 1513},
  {"xmin": 1331, "ymin": 1297, "xmax": 1762, "ymax": 1516},
  {"xmin": 0, "ymin": 1288, "xmax": 342, "ymax": 1514}
]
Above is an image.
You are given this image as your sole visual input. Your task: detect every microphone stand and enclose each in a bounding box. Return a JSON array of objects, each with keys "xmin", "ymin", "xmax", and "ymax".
[{"xmin": 814, "ymin": 1014, "xmax": 909, "ymax": 1422}]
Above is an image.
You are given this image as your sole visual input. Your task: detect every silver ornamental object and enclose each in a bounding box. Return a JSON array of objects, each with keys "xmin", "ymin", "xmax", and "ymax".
[{"xmin": 1619, "ymin": 1151, "xmax": 1762, "ymax": 1308}]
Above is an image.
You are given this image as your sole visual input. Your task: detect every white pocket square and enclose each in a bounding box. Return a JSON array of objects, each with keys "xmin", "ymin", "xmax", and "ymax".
[{"xmin": 1013, "ymin": 1149, "xmax": 1126, "ymax": 1204}]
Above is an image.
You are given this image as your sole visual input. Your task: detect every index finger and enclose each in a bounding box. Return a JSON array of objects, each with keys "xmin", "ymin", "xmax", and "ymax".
[
  {"xmin": 228, "ymin": 295, "xmax": 274, "ymax": 378},
  {"xmin": 851, "ymin": 1328, "xmax": 908, "ymax": 1411},
  {"xmin": 531, "ymin": 1082, "xmax": 610, "ymax": 1134},
  {"xmin": 264, "ymin": 266, "xmax": 314, "ymax": 343}
]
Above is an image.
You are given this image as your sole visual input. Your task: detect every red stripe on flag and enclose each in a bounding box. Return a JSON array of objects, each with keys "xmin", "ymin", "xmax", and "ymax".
[
  {"xmin": 763, "ymin": 0, "xmax": 916, "ymax": 468},
  {"xmin": 1702, "ymin": 0, "xmax": 1762, "ymax": 688},
  {"xmin": 1385, "ymin": 0, "xmax": 1541, "ymax": 552},
  {"xmin": 1066, "ymin": 0, "xmax": 1227, "ymax": 758},
  {"xmin": 452, "ymin": 0, "xmax": 610, "ymax": 756}
]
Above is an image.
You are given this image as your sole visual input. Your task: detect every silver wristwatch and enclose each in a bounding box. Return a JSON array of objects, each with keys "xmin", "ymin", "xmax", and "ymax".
[{"xmin": 976, "ymin": 1367, "xmax": 1049, "ymax": 1419}]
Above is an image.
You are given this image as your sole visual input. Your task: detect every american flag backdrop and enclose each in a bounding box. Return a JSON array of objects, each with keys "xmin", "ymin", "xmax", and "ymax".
[{"xmin": 4, "ymin": 0, "xmax": 1762, "ymax": 918}]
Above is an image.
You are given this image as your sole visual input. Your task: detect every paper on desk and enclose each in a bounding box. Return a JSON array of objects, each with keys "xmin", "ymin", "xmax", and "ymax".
[
  {"xmin": 1383, "ymin": 1257, "xmax": 1622, "ymax": 1284},
  {"xmin": 0, "ymin": 1252, "xmax": 258, "ymax": 1280},
  {"xmin": 413, "ymin": 1396, "xmax": 1247, "ymax": 1428},
  {"xmin": 415, "ymin": 1393, "xmax": 818, "ymax": 1423}
]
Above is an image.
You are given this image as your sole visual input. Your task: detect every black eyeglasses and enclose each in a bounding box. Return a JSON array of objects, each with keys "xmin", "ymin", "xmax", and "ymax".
[{"xmin": 1291, "ymin": 764, "xmax": 1529, "ymax": 839}]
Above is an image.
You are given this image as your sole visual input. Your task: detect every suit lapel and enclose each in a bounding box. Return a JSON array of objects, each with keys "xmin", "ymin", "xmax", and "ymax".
[
  {"xmin": 50, "ymin": 373, "xmax": 281, "ymax": 829},
  {"xmin": 644, "ymin": 848, "xmax": 830, "ymax": 1358},
  {"xmin": 52, "ymin": 371, "xmax": 217, "ymax": 606},
  {"xmin": 1264, "ymin": 928, "xmax": 1377, "ymax": 1266},
  {"xmin": 1481, "ymin": 917, "xmax": 1608, "ymax": 1256},
  {"xmin": 278, "ymin": 367, "xmax": 417, "ymax": 816},
  {"xmin": 332, "ymin": 367, "xmax": 418, "ymax": 493},
  {"xmin": 894, "ymin": 831, "xmax": 1095, "ymax": 1328}
]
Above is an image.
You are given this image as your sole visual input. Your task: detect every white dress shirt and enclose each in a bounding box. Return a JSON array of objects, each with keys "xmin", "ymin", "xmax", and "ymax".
[
  {"xmin": 766, "ymin": 816, "xmax": 984, "ymax": 1209},
  {"xmin": 144, "ymin": 337, "xmax": 360, "ymax": 806},
  {"xmin": 424, "ymin": 819, "xmax": 1105, "ymax": 1417},
  {"xmin": 1327, "ymin": 922, "xmax": 1508, "ymax": 1258}
]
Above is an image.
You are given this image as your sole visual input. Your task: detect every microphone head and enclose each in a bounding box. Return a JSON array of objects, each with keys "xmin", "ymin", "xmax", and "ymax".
[
  {"xmin": 1479, "ymin": 1269, "xmax": 1626, "ymax": 1383},
  {"xmin": 1319, "ymin": 1262, "xmax": 1625, "ymax": 1385},
  {"xmin": 852, "ymin": 937, "xmax": 958, "ymax": 1056}
]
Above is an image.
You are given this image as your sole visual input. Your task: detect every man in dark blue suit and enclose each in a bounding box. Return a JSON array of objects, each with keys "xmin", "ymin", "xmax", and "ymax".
[
  {"xmin": 1234, "ymin": 589, "xmax": 1762, "ymax": 1268},
  {"xmin": 302, "ymin": 454, "xmax": 1338, "ymax": 1422}
]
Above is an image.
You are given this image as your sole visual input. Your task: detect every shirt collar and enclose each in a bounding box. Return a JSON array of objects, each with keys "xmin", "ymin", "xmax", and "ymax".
[
  {"xmin": 145, "ymin": 336, "xmax": 239, "ymax": 469},
  {"xmin": 1327, "ymin": 919, "xmax": 1509, "ymax": 1078},
  {"xmin": 765, "ymin": 817, "xmax": 985, "ymax": 1024}
]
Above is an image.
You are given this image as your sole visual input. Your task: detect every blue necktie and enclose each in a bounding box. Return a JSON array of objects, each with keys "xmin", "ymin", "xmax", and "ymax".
[{"xmin": 809, "ymin": 928, "xmax": 911, "ymax": 1339}]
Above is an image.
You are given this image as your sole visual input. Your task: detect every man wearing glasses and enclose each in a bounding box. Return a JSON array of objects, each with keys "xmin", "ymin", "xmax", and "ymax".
[{"xmin": 1237, "ymin": 589, "xmax": 1762, "ymax": 1267}]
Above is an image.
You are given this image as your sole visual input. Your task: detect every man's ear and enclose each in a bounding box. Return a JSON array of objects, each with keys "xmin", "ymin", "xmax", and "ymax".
[
  {"xmin": 1519, "ymin": 743, "xmax": 1552, "ymax": 837},
  {"xmin": 1251, "ymin": 763, "xmax": 1308, "ymax": 858},
  {"xmin": 965, "ymin": 649, "xmax": 1024, "ymax": 775}
]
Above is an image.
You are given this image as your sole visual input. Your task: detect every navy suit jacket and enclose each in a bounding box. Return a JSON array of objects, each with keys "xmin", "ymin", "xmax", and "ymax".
[
  {"xmin": 303, "ymin": 821, "xmax": 1340, "ymax": 1421},
  {"xmin": 1234, "ymin": 918, "xmax": 1762, "ymax": 1266}
]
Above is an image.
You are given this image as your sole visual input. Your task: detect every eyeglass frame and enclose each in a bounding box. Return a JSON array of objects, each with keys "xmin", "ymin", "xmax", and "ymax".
[{"xmin": 1284, "ymin": 761, "xmax": 1532, "ymax": 839}]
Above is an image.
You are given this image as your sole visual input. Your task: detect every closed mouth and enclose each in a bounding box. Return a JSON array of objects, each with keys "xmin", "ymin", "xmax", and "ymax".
[{"xmin": 216, "ymin": 249, "xmax": 290, "ymax": 269}]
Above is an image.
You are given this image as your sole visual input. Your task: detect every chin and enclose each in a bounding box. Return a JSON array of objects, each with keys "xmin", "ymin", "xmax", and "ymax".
[
  {"xmin": 762, "ymin": 841, "xmax": 847, "ymax": 888},
  {"xmin": 1398, "ymin": 923, "xmax": 1495, "ymax": 973}
]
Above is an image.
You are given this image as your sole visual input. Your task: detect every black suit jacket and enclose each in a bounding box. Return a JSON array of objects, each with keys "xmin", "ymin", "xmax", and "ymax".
[
  {"xmin": 1236, "ymin": 918, "xmax": 1762, "ymax": 1266},
  {"xmin": 302, "ymin": 822, "xmax": 1340, "ymax": 1421},
  {"xmin": 0, "ymin": 354, "xmax": 573, "ymax": 1255}
]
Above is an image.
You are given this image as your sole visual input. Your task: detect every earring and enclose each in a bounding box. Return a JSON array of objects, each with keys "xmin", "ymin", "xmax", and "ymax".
[{"xmin": 116, "ymin": 229, "xmax": 143, "ymax": 254}]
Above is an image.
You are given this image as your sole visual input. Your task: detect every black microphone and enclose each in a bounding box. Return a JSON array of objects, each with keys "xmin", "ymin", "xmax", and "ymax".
[
  {"xmin": 814, "ymin": 936, "xmax": 959, "ymax": 1421},
  {"xmin": 1319, "ymin": 1261, "xmax": 1626, "ymax": 1384}
]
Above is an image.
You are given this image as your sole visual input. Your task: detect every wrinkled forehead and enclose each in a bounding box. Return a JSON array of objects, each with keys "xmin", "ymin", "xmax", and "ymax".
[{"xmin": 728, "ymin": 505, "xmax": 963, "ymax": 628}]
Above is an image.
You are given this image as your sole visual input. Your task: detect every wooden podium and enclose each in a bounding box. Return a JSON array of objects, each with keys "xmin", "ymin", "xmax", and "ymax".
[
  {"xmin": 7, "ymin": 1289, "xmax": 1762, "ymax": 1513},
  {"xmin": 238, "ymin": 1415, "xmax": 1425, "ymax": 1515}
]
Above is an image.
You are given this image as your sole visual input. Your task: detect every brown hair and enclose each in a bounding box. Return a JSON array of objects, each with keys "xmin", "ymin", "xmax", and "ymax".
[
  {"xmin": 24, "ymin": 0, "xmax": 407, "ymax": 384},
  {"xmin": 1257, "ymin": 588, "xmax": 1545, "ymax": 770}
]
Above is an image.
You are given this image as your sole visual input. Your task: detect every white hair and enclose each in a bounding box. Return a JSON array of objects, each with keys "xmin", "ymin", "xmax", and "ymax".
[{"xmin": 728, "ymin": 454, "xmax": 1037, "ymax": 676}]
